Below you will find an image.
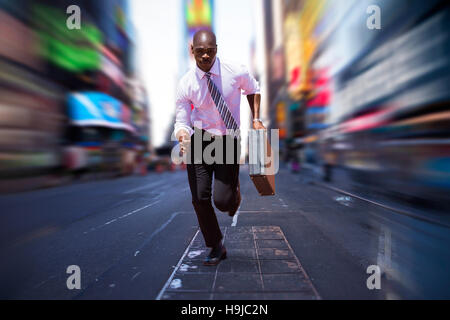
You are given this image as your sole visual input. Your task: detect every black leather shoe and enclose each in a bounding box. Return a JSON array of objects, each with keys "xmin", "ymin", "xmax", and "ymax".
[
  {"xmin": 203, "ymin": 243, "xmax": 227, "ymax": 266},
  {"xmin": 228, "ymin": 182, "xmax": 241, "ymax": 217}
]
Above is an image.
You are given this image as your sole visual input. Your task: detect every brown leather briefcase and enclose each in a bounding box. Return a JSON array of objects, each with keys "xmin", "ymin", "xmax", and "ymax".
[{"xmin": 249, "ymin": 129, "xmax": 276, "ymax": 196}]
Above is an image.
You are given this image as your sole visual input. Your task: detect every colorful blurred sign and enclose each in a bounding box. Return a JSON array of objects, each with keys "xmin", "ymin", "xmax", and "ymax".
[
  {"xmin": 186, "ymin": 0, "xmax": 213, "ymax": 32},
  {"xmin": 101, "ymin": 53, "xmax": 125, "ymax": 88},
  {"xmin": 33, "ymin": 4, "xmax": 102, "ymax": 73},
  {"xmin": 284, "ymin": 0, "xmax": 326, "ymax": 99},
  {"xmin": 276, "ymin": 102, "xmax": 287, "ymax": 139},
  {"xmin": 306, "ymin": 107, "xmax": 328, "ymax": 130},
  {"xmin": 185, "ymin": 0, "xmax": 214, "ymax": 60},
  {"xmin": 67, "ymin": 92, "xmax": 135, "ymax": 133},
  {"xmin": 284, "ymin": 12, "xmax": 302, "ymax": 98}
]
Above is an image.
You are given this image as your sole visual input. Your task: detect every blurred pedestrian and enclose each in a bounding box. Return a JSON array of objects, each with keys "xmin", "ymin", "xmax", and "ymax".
[{"xmin": 174, "ymin": 29, "xmax": 265, "ymax": 266}]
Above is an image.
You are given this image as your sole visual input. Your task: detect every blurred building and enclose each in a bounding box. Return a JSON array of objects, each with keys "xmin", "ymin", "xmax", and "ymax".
[
  {"xmin": 263, "ymin": 0, "xmax": 450, "ymax": 203},
  {"xmin": 0, "ymin": 0, "xmax": 151, "ymax": 192},
  {"xmin": 0, "ymin": 1, "xmax": 66, "ymax": 190},
  {"xmin": 261, "ymin": 0, "xmax": 320, "ymax": 166},
  {"xmin": 315, "ymin": 0, "xmax": 450, "ymax": 205}
]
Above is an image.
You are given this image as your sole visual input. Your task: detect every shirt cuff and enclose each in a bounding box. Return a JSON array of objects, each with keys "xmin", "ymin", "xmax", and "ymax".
[{"xmin": 243, "ymin": 89, "xmax": 261, "ymax": 96}]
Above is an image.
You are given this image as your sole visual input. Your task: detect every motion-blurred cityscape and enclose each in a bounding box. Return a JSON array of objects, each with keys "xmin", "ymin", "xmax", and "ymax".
[
  {"xmin": 0, "ymin": 0, "xmax": 449, "ymax": 300},
  {"xmin": 1, "ymin": 0, "xmax": 449, "ymax": 206},
  {"xmin": 0, "ymin": 0, "xmax": 151, "ymax": 192}
]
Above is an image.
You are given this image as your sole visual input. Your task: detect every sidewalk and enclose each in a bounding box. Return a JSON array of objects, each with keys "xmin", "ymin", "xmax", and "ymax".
[{"xmin": 157, "ymin": 226, "xmax": 320, "ymax": 300}]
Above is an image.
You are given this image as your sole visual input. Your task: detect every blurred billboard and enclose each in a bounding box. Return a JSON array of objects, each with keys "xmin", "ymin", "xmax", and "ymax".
[
  {"xmin": 263, "ymin": 0, "xmax": 450, "ymax": 205},
  {"xmin": 0, "ymin": 0, "xmax": 151, "ymax": 192}
]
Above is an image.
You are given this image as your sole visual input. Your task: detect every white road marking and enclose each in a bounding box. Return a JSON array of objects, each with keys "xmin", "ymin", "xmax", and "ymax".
[
  {"xmin": 123, "ymin": 180, "xmax": 165, "ymax": 194},
  {"xmin": 133, "ymin": 211, "xmax": 186, "ymax": 253},
  {"xmin": 33, "ymin": 275, "xmax": 57, "ymax": 289},
  {"xmin": 187, "ymin": 250, "xmax": 205, "ymax": 259},
  {"xmin": 334, "ymin": 195, "xmax": 353, "ymax": 207},
  {"xmin": 170, "ymin": 279, "xmax": 182, "ymax": 289},
  {"xmin": 131, "ymin": 272, "xmax": 142, "ymax": 281},
  {"xmin": 279, "ymin": 197, "xmax": 289, "ymax": 208},
  {"xmin": 84, "ymin": 200, "xmax": 161, "ymax": 234},
  {"xmin": 179, "ymin": 264, "xmax": 198, "ymax": 272},
  {"xmin": 155, "ymin": 229, "xmax": 200, "ymax": 300},
  {"xmin": 152, "ymin": 191, "xmax": 166, "ymax": 200},
  {"xmin": 179, "ymin": 264, "xmax": 189, "ymax": 272},
  {"xmin": 124, "ymin": 173, "xmax": 185, "ymax": 194},
  {"xmin": 117, "ymin": 200, "xmax": 161, "ymax": 220},
  {"xmin": 105, "ymin": 219, "xmax": 117, "ymax": 225}
]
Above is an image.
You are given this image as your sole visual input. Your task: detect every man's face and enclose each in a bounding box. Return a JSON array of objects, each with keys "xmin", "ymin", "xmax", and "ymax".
[{"xmin": 191, "ymin": 34, "xmax": 217, "ymax": 72}]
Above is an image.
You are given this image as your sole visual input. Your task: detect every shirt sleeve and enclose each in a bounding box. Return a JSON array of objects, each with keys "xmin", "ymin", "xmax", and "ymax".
[
  {"xmin": 239, "ymin": 65, "xmax": 261, "ymax": 95},
  {"xmin": 174, "ymin": 80, "xmax": 194, "ymax": 138}
]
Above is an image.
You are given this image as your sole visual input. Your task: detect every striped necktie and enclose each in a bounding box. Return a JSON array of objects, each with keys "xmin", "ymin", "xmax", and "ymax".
[{"xmin": 205, "ymin": 72, "xmax": 239, "ymax": 134}]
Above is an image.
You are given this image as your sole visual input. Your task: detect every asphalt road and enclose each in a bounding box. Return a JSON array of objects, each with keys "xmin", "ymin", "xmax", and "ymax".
[{"xmin": 0, "ymin": 166, "xmax": 449, "ymax": 299}]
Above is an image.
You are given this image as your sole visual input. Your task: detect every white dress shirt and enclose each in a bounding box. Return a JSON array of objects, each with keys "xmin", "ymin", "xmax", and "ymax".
[{"xmin": 174, "ymin": 57, "xmax": 260, "ymax": 138}]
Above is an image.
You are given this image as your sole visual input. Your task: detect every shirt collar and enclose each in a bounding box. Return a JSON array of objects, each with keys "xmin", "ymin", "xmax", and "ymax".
[{"xmin": 196, "ymin": 57, "xmax": 220, "ymax": 79}]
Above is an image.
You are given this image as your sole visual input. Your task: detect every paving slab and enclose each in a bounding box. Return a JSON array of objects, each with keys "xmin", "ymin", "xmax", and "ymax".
[
  {"xmin": 215, "ymin": 273, "xmax": 264, "ymax": 293},
  {"xmin": 217, "ymin": 259, "xmax": 259, "ymax": 273},
  {"xmin": 259, "ymin": 260, "xmax": 302, "ymax": 274},
  {"xmin": 157, "ymin": 227, "xmax": 321, "ymax": 300}
]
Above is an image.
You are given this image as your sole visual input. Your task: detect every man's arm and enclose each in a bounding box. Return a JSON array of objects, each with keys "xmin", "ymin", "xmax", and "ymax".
[
  {"xmin": 174, "ymin": 81, "xmax": 194, "ymax": 154},
  {"xmin": 239, "ymin": 65, "xmax": 265, "ymax": 130},
  {"xmin": 247, "ymin": 94, "xmax": 266, "ymax": 130}
]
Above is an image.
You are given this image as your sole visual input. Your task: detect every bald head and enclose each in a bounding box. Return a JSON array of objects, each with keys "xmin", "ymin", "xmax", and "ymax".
[
  {"xmin": 193, "ymin": 29, "xmax": 216, "ymax": 47},
  {"xmin": 191, "ymin": 29, "xmax": 218, "ymax": 72}
]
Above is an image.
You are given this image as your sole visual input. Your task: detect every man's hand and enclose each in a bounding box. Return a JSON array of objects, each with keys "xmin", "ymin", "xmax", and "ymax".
[
  {"xmin": 176, "ymin": 130, "xmax": 191, "ymax": 155},
  {"xmin": 253, "ymin": 120, "xmax": 266, "ymax": 130}
]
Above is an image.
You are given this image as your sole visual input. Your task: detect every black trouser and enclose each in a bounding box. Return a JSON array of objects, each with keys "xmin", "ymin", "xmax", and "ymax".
[{"xmin": 187, "ymin": 128, "xmax": 241, "ymax": 248}]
